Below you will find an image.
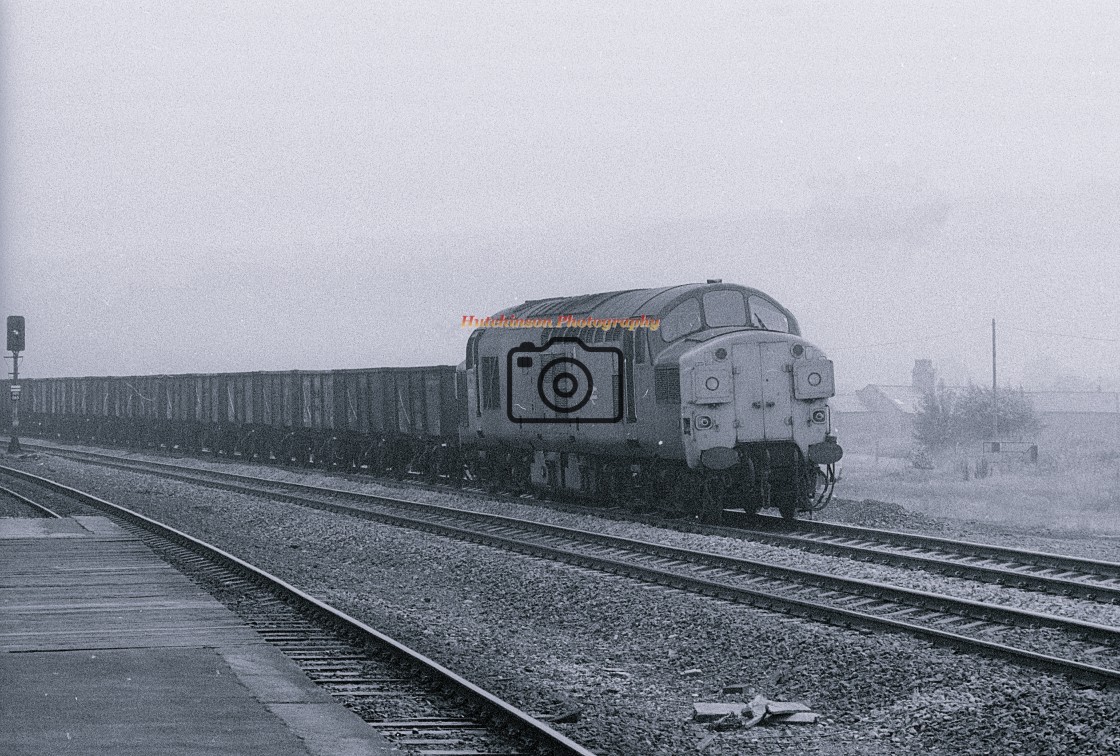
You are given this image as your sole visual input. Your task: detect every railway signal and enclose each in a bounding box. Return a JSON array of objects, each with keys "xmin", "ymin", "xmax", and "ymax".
[
  {"xmin": 6, "ymin": 315, "xmax": 24, "ymax": 453},
  {"xmin": 7, "ymin": 316, "xmax": 24, "ymax": 353}
]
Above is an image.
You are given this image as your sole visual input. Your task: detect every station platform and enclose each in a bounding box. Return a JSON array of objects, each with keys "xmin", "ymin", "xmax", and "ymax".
[{"xmin": 0, "ymin": 515, "xmax": 397, "ymax": 756}]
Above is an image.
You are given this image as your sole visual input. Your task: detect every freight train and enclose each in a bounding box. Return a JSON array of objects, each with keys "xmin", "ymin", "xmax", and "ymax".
[{"xmin": 2, "ymin": 282, "xmax": 841, "ymax": 519}]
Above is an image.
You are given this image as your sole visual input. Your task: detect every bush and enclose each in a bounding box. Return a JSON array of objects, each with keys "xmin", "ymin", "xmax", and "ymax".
[
  {"xmin": 912, "ymin": 383, "xmax": 958, "ymax": 451},
  {"xmin": 911, "ymin": 446, "xmax": 935, "ymax": 470},
  {"xmin": 914, "ymin": 383, "xmax": 1040, "ymax": 451},
  {"xmin": 953, "ymin": 384, "xmax": 1041, "ymax": 441}
]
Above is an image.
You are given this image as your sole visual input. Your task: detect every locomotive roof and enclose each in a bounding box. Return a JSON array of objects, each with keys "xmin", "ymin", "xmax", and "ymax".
[{"xmin": 496, "ymin": 283, "xmax": 746, "ymax": 320}]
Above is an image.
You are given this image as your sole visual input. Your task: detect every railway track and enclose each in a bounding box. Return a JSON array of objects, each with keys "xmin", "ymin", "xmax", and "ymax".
[
  {"xmin": 0, "ymin": 481, "xmax": 63, "ymax": 518},
  {"xmin": 0, "ymin": 464, "xmax": 597, "ymax": 756},
  {"xmin": 21, "ymin": 441, "xmax": 1120, "ymax": 604},
  {"xmin": 722, "ymin": 512, "xmax": 1120, "ymax": 604},
  {"xmin": 11, "ymin": 447, "xmax": 1120, "ymax": 686}
]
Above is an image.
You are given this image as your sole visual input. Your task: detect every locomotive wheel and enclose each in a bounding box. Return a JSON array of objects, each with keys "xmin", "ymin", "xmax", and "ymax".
[
  {"xmin": 509, "ymin": 454, "xmax": 533, "ymax": 494},
  {"xmin": 655, "ymin": 467, "xmax": 694, "ymax": 515},
  {"xmin": 776, "ymin": 493, "xmax": 798, "ymax": 520},
  {"xmin": 700, "ymin": 475, "xmax": 728, "ymax": 524}
]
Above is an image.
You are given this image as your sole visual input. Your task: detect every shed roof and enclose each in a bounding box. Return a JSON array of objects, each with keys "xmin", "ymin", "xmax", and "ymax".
[
  {"xmin": 830, "ymin": 393, "xmax": 875, "ymax": 414},
  {"xmin": 856, "ymin": 385, "xmax": 925, "ymax": 415}
]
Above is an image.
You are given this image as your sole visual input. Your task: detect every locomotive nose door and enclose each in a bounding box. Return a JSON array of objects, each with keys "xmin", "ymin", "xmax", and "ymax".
[{"xmin": 732, "ymin": 342, "xmax": 794, "ymax": 442}]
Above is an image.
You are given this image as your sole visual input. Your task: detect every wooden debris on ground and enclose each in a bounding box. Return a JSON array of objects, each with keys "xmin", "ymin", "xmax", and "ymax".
[{"xmin": 693, "ymin": 693, "xmax": 820, "ymax": 730}]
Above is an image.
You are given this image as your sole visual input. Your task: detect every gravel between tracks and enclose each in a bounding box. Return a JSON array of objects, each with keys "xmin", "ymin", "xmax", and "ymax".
[
  {"xmin": 6, "ymin": 451, "xmax": 1120, "ymax": 755},
  {"xmin": 55, "ymin": 449, "xmax": 1120, "ymax": 630},
  {"xmin": 0, "ymin": 495, "xmax": 40, "ymax": 517}
]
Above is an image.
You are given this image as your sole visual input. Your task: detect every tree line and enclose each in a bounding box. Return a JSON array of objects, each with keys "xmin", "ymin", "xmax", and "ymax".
[{"xmin": 913, "ymin": 383, "xmax": 1040, "ymax": 450}]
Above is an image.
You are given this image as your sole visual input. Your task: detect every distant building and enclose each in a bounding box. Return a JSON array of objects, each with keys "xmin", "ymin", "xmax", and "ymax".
[
  {"xmin": 833, "ymin": 383, "xmax": 925, "ymax": 455},
  {"xmin": 1025, "ymin": 390, "xmax": 1120, "ymax": 452},
  {"xmin": 911, "ymin": 359, "xmax": 935, "ymax": 394},
  {"xmin": 833, "ymin": 361, "xmax": 1120, "ymax": 456}
]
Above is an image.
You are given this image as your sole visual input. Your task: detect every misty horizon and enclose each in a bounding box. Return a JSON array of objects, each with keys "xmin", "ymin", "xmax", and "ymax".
[{"xmin": 2, "ymin": 2, "xmax": 1117, "ymax": 393}]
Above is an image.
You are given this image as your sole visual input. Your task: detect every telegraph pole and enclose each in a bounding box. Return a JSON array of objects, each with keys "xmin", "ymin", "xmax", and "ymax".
[{"xmin": 991, "ymin": 318, "xmax": 998, "ymax": 439}]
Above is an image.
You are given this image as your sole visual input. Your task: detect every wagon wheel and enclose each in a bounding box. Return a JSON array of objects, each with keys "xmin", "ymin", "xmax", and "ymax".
[
  {"xmin": 441, "ymin": 445, "xmax": 464, "ymax": 487},
  {"xmin": 215, "ymin": 428, "xmax": 233, "ymax": 457},
  {"xmin": 245, "ymin": 430, "xmax": 270, "ymax": 461},
  {"xmin": 318, "ymin": 436, "xmax": 344, "ymax": 469},
  {"xmin": 418, "ymin": 443, "xmax": 442, "ymax": 481},
  {"xmin": 355, "ymin": 441, "xmax": 378, "ymax": 474},
  {"xmin": 459, "ymin": 452, "xmax": 479, "ymax": 487},
  {"xmin": 369, "ymin": 438, "xmax": 391, "ymax": 476},
  {"xmin": 406, "ymin": 443, "xmax": 432, "ymax": 479},
  {"xmin": 338, "ymin": 438, "xmax": 360, "ymax": 471},
  {"xmin": 311, "ymin": 437, "xmax": 328, "ymax": 468},
  {"xmin": 298, "ymin": 437, "xmax": 316, "ymax": 467},
  {"xmin": 275, "ymin": 432, "xmax": 293, "ymax": 464},
  {"xmin": 427, "ymin": 443, "xmax": 452, "ymax": 481},
  {"xmin": 233, "ymin": 429, "xmax": 253, "ymax": 460},
  {"xmin": 388, "ymin": 440, "xmax": 411, "ymax": 478}
]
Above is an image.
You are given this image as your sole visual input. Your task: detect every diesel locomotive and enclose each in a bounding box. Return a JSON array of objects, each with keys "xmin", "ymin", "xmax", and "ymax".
[
  {"xmin": 460, "ymin": 282, "xmax": 841, "ymax": 518},
  {"xmin": 3, "ymin": 281, "xmax": 841, "ymax": 519}
]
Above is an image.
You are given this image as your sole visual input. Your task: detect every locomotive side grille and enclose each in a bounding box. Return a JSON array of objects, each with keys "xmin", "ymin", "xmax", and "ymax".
[
  {"xmin": 480, "ymin": 356, "xmax": 501, "ymax": 410},
  {"xmin": 655, "ymin": 366, "xmax": 680, "ymax": 404}
]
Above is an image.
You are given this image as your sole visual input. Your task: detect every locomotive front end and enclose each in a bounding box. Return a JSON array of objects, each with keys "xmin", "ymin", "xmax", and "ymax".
[{"xmin": 678, "ymin": 328, "xmax": 842, "ymax": 519}]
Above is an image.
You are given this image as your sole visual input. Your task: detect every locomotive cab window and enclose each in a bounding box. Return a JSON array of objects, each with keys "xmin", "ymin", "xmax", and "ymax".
[
  {"xmin": 661, "ymin": 298, "xmax": 702, "ymax": 342},
  {"xmin": 747, "ymin": 295, "xmax": 789, "ymax": 333},
  {"xmin": 703, "ymin": 290, "xmax": 748, "ymax": 327}
]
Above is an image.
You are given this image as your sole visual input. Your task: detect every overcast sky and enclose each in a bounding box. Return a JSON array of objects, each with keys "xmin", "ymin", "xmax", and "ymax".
[{"xmin": 2, "ymin": 1, "xmax": 1118, "ymax": 392}]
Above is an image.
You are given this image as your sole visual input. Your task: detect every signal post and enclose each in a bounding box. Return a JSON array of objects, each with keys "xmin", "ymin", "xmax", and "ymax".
[{"xmin": 7, "ymin": 316, "xmax": 25, "ymax": 454}]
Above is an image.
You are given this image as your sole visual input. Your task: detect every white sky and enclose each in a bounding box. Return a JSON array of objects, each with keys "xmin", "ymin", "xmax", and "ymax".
[{"xmin": 2, "ymin": 1, "xmax": 1118, "ymax": 391}]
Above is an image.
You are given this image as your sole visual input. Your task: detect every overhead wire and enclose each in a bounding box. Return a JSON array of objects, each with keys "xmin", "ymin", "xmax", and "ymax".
[
  {"xmin": 1003, "ymin": 325, "xmax": 1119, "ymax": 343},
  {"xmin": 833, "ymin": 322, "xmax": 1120, "ymax": 353}
]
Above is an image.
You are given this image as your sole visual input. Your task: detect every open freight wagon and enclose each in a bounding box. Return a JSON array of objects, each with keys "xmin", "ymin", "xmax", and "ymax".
[{"xmin": 7, "ymin": 366, "xmax": 460, "ymax": 475}]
